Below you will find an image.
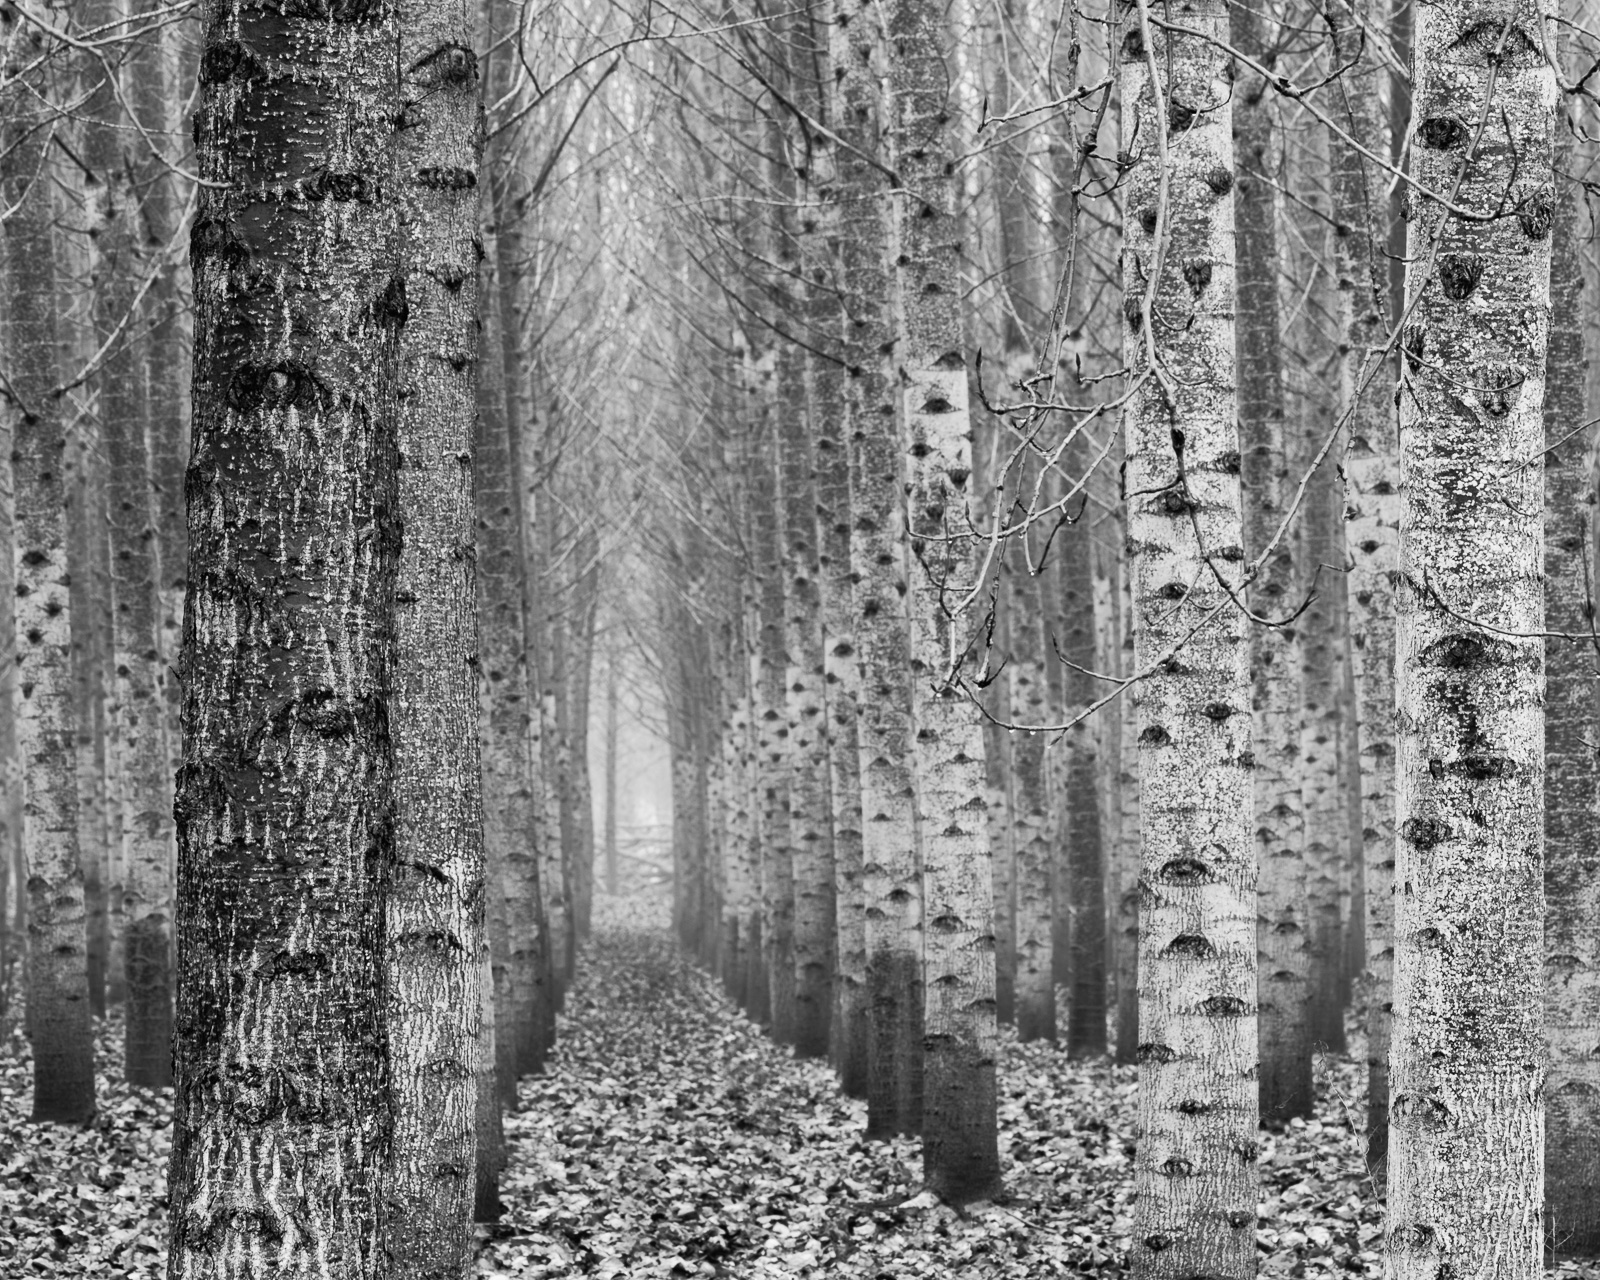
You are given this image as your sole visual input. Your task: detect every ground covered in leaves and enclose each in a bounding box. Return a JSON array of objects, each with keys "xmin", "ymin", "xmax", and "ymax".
[{"xmin": 2, "ymin": 891, "xmax": 1598, "ymax": 1278}]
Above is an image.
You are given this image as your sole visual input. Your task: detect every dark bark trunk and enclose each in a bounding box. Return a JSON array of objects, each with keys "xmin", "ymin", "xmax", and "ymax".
[{"xmin": 169, "ymin": 0, "xmax": 403, "ymax": 1267}]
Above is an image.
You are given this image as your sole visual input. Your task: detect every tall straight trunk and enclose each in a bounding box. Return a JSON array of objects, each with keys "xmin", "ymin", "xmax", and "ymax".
[
  {"xmin": 604, "ymin": 655, "xmax": 619, "ymax": 895},
  {"xmin": 1326, "ymin": 0, "xmax": 1398, "ymax": 1179},
  {"xmin": 1007, "ymin": 536, "xmax": 1054, "ymax": 1045},
  {"xmin": 483, "ymin": 9, "xmax": 553, "ymax": 1070},
  {"xmin": 1007, "ymin": 481, "xmax": 1054, "ymax": 1044},
  {"xmin": 71, "ymin": 444, "xmax": 112, "ymax": 1021},
  {"xmin": 832, "ymin": 0, "xmax": 922, "ymax": 1135},
  {"xmin": 473, "ymin": 947, "xmax": 505, "ymax": 1223},
  {"xmin": 384, "ymin": 15, "xmax": 485, "ymax": 1276},
  {"xmin": 0, "ymin": 402, "xmax": 11, "ymax": 1002},
  {"xmin": 807, "ymin": 148, "xmax": 868, "ymax": 1092},
  {"xmin": 1230, "ymin": 0, "xmax": 1310, "ymax": 1125},
  {"xmin": 774, "ymin": 326, "xmax": 828, "ymax": 1051},
  {"xmin": 1543, "ymin": 56, "xmax": 1600, "ymax": 1254},
  {"xmin": 776, "ymin": 146, "xmax": 837, "ymax": 1059},
  {"xmin": 2, "ymin": 36, "xmax": 94, "ymax": 1125},
  {"xmin": 1120, "ymin": 0, "xmax": 1256, "ymax": 1269},
  {"xmin": 567, "ymin": 557, "xmax": 598, "ymax": 942},
  {"xmin": 545, "ymin": 566, "xmax": 576, "ymax": 992},
  {"xmin": 1112, "ymin": 533, "xmax": 1141, "ymax": 1064},
  {"xmin": 83, "ymin": 0, "xmax": 176, "ymax": 1088},
  {"xmin": 169, "ymin": 0, "xmax": 402, "ymax": 1267},
  {"xmin": 978, "ymin": 453, "xmax": 1015, "ymax": 1029},
  {"xmin": 1059, "ymin": 439, "xmax": 1106, "ymax": 1058},
  {"xmin": 1299, "ymin": 414, "xmax": 1349, "ymax": 1056},
  {"xmin": 475, "ymin": 237, "xmax": 546, "ymax": 1089},
  {"xmin": 988, "ymin": 0, "xmax": 1051, "ymax": 1042},
  {"xmin": 887, "ymin": 0, "xmax": 999, "ymax": 1204},
  {"xmin": 1387, "ymin": 3, "xmax": 1553, "ymax": 1273},
  {"xmin": 751, "ymin": 348, "xmax": 796, "ymax": 1043}
]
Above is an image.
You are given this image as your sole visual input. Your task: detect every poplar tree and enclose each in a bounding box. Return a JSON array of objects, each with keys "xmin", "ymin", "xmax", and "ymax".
[
  {"xmin": 1387, "ymin": 1, "xmax": 1554, "ymax": 1273},
  {"xmin": 888, "ymin": 0, "xmax": 1001, "ymax": 1203},
  {"xmin": 1542, "ymin": 75, "xmax": 1600, "ymax": 1256},
  {"xmin": 1120, "ymin": 0, "xmax": 1257, "ymax": 1269},
  {"xmin": 3, "ymin": 0, "xmax": 95, "ymax": 1126},
  {"xmin": 1231, "ymin": 0, "xmax": 1310, "ymax": 1123},
  {"xmin": 169, "ymin": 0, "xmax": 404, "ymax": 1271},
  {"xmin": 384, "ymin": 4, "xmax": 486, "ymax": 1272}
]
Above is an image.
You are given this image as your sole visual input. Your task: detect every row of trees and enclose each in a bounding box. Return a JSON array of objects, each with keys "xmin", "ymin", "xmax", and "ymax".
[
  {"xmin": 638, "ymin": 0, "xmax": 1600, "ymax": 1274},
  {"xmin": 2, "ymin": 0, "xmax": 1598, "ymax": 1271},
  {"xmin": 0, "ymin": 0, "xmax": 636, "ymax": 1267}
]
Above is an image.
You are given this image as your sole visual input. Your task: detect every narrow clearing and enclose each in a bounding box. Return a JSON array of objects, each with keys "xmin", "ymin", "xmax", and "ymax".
[{"xmin": 4, "ymin": 891, "xmax": 1597, "ymax": 1278}]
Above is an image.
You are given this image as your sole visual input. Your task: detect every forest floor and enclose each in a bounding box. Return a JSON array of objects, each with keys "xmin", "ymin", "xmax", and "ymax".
[{"xmin": 2, "ymin": 892, "xmax": 1598, "ymax": 1279}]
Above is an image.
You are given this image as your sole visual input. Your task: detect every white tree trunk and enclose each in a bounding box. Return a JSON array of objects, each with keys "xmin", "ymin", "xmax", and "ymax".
[
  {"xmin": 1120, "ymin": 0, "xmax": 1256, "ymax": 1269},
  {"xmin": 1387, "ymin": 3, "xmax": 1554, "ymax": 1273}
]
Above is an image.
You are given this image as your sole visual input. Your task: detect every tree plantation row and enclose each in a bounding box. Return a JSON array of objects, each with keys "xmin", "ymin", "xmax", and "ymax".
[{"xmin": 0, "ymin": 0, "xmax": 1596, "ymax": 1275}]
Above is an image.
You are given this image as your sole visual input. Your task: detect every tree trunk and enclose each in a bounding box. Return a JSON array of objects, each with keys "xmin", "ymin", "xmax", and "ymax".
[
  {"xmin": 475, "ymin": 230, "xmax": 547, "ymax": 1090},
  {"xmin": 83, "ymin": 0, "xmax": 176, "ymax": 1088},
  {"xmin": 1541, "ymin": 48, "xmax": 1600, "ymax": 1255},
  {"xmin": 1387, "ymin": 3, "xmax": 1554, "ymax": 1272},
  {"xmin": 804, "ymin": 97, "xmax": 868, "ymax": 1092},
  {"xmin": 751, "ymin": 348, "xmax": 796, "ymax": 1043},
  {"xmin": 1325, "ymin": 0, "xmax": 1398, "ymax": 1180},
  {"xmin": 169, "ymin": 0, "xmax": 402, "ymax": 1268},
  {"xmin": 887, "ymin": 0, "xmax": 1000, "ymax": 1204},
  {"xmin": 383, "ymin": 15, "xmax": 486, "ymax": 1276},
  {"xmin": 832, "ymin": 0, "xmax": 923, "ymax": 1135},
  {"xmin": 1112, "ymin": 540, "xmax": 1140, "ymax": 1065},
  {"xmin": 604, "ymin": 655, "xmax": 619, "ymax": 895},
  {"xmin": 1120, "ymin": 0, "xmax": 1257, "ymax": 1269},
  {"xmin": 1059, "ymin": 437, "xmax": 1106, "ymax": 1058},
  {"xmin": 2, "ymin": 33, "xmax": 95, "ymax": 1125},
  {"xmin": 1229, "ymin": 0, "xmax": 1310, "ymax": 1125}
]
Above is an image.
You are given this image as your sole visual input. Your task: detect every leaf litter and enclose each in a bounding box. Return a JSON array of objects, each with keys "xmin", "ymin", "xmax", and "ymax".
[{"xmin": 1, "ymin": 889, "xmax": 1596, "ymax": 1278}]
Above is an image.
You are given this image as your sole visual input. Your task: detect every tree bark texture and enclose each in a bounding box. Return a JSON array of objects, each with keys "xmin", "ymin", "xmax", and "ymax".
[
  {"xmin": 887, "ymin": 0, "xmax": 1000, "ymax": 1204},
  {"xmin": 384, "ymin": 10, "xmax": 486, "ymax": 1275},
  {"xmin": 1120, "ymin": 0, "xmax": 1258, "ymax": 1271},
  {"xmin": 2, "ymin": 20, "xmax": 95, "ymax": 1125},
  {"xmin": 1388, "ymin": 2, "xmax": 1554, "ymax": 1274},
  {"xmin": 1230, "ymin": 0, "xmax": 1310, "ymax": 1127},
  {"xmin": 169, "ymin": 0, "xmax": 403, "ymax": 1270},
  {"xmin": 805, "ymin": 94, "xmax": 869, "ymax": 1092},
  {"xmin": 833, "ymin": 0, "xmax": 924, "ymax": 1139}
]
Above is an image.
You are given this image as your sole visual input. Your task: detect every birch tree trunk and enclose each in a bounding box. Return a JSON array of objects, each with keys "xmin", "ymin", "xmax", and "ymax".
[
  {"xmin": 384, "ymin": 12, "xmax": 486, "ymax": 1274},
  {"xmin": 1387, "ymin": 2, "xmax": 1554, "ymax": 1272},
  {"xmin": 1120, "ymin": 0, "xmax": 1256, "ymax": 1268},
  {"xmin": 887, "ymin": 0, "xmax": 999, "ymax": 1202},
  {"xmin": 829, "ymin": 0, "xmax": 922, "ymax": 1133},
  {"xmin": 169, "ymin": 0, "xmax": 403, "ymax": 1268},
  {"xmin": 3, "ymin": 22, "xmax": 95, "ymax": 1124}
]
